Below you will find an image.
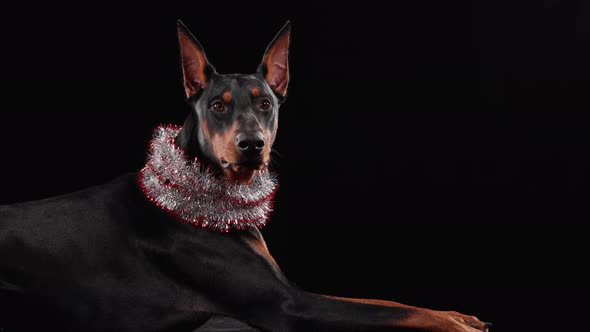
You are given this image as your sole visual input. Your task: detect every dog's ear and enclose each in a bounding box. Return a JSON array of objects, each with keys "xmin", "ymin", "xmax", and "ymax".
[
  {"xmin": 178, "ymin": 20, "xmax": 215, "ymax": 99},
  {"xmin": 258, "ymin": 21, "xmax": 291, "ymax": 98}
]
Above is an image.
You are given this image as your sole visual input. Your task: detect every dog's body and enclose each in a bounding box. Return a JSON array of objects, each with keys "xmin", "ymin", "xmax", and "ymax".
[{"xmin": 0, "ymin": 21, "xmax": 487, "ymax": 332}]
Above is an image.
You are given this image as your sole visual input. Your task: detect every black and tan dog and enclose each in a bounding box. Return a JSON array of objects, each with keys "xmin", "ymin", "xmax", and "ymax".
[{"xmin": 0, "ymin": 21, "xmax": 489, "ymax": 331}]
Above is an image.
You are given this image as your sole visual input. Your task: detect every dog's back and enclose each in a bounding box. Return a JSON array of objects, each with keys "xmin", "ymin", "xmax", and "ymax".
[
  {"xmin": 0, "ymin": 174, "xmax": 206, "ymax": 331},
  {"xmin": 0, "ymin": 173, "xmax": 140, "ymax": 259},
  {"xmin": 0, "ymin": 174, "xmax": 131, "ymax": 326}
]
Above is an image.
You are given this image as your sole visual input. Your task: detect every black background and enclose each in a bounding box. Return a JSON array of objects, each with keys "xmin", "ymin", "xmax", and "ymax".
[{"xmin": 1, "ymin": 1, "xmax": 589, "ymax": 331}]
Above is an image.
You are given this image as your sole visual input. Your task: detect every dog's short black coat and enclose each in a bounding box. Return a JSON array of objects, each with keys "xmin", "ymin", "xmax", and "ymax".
[{"xmin": 0, "ymin": 21, "xmax": 487, "ymax": 332}]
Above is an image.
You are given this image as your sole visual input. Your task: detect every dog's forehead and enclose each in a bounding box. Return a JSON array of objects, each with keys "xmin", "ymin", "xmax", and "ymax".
[{"xmin": 208, "ymin": 74, "xmax": 270, "ymax": 95}]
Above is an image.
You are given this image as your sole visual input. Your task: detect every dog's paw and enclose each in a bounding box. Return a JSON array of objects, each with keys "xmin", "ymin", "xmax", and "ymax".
[{"xmin": 424, "ymin": 309, "xmax": 490, "ymax": 332}]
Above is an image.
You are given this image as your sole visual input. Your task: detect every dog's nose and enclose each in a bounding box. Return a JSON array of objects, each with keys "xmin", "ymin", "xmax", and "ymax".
[{"xmin": 236, "ymin": 132, "xmax": 265, "ymax": 153}]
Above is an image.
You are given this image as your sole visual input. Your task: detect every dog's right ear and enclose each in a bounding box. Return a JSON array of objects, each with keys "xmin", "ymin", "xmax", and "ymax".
[{"xmin": 177, "ymin": 20, "xmax": 215, "ymax": 99}]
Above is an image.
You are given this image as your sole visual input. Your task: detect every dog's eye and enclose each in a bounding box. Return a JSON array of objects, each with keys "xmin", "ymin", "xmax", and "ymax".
[
  {"xmin": 211, "ymin": 102, "xmax": 225, "ymax": 112},
  {"xmin": 259, "ymin": 99, "xmax": 272, "ymax": 111}
]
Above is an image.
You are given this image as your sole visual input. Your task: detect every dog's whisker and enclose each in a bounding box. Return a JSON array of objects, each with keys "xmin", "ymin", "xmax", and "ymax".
[{"xmin": 271, "ymin": 149, "xmax": 282, "ymax": 159}]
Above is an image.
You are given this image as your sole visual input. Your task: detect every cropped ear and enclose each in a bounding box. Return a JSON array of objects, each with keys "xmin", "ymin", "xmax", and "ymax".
[
  {"xmin": 258, "ymin": 21, "xmax": 291, "ymax": 98},
  {"xmin": 177, "ymin": 20, "xmax": 215, "ymax": 99}
]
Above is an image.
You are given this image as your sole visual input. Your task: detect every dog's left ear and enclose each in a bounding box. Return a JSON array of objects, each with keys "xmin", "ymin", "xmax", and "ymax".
[{"xmin": 258, "ymin": 21, "xmax": 291, "ymax": 98}]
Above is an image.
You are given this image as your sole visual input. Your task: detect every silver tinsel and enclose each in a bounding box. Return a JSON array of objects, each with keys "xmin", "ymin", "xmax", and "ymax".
[{"xmin": 139, "ymin": 125, "xmax": 278, "ymax": 232}]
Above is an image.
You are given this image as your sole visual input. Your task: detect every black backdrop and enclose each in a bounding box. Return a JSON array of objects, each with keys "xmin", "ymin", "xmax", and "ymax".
[{"xmin": 1, "ymin": 1, "xmax": 588, "ymax": 331}]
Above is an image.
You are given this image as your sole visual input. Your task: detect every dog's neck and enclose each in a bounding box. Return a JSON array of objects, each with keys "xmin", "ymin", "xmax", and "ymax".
[{"xmin": 139, "ymin": 125, "xmax": 278, "ymax": 233}]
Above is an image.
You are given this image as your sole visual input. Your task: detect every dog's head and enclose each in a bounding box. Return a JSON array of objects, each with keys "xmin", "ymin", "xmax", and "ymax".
[{"xmin": 175, "ymin": 20, "xmax": 290, "ymax": 185}]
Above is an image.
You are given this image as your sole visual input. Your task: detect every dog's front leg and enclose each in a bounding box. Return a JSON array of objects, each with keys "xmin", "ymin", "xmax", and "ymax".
[
  {"xmin": 262, "ymin": 290, "xmax": 488, "ymax": 332},
  {"xmin": 167, "ymin": 230, "xmax": 487, "ymax": 332}
]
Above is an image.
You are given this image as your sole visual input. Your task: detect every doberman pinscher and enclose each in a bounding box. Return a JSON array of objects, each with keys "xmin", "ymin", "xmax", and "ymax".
[{"xmin": 0, "ymin": 21, "xmax": 489, "ymax": 331}]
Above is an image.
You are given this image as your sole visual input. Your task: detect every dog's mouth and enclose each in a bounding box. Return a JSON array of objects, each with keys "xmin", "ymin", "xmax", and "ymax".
[
  {"xmin": 221, "ymin": 158, "xmax": 268, "ymax": 170},
  {"xmin": 220, "ymin": 158, "xmax": 268, "ymax": 184}
]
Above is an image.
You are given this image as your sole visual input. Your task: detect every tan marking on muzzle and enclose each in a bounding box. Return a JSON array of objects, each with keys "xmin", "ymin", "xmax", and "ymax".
[
  {"xmin": 209, "ymin": 121, "xmax": 240, "ymax": 165},
  {"xmin": 208, "ymin": 118, "xmax": 272, "ymax": 184},
  {"xmin": 260, "ymin": 127, "xmax": 273, "ymax": 166}
]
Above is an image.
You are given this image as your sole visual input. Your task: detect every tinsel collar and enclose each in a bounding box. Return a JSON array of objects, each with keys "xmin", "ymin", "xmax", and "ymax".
[{"xmin": 138, "ymin": 125, "xmax": 278, "ymax": 233}]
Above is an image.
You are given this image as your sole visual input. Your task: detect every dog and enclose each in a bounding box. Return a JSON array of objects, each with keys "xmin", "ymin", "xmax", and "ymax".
[{"xmin": 0, "ymin": 21, "xmax": 489, "ymax": 331}]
